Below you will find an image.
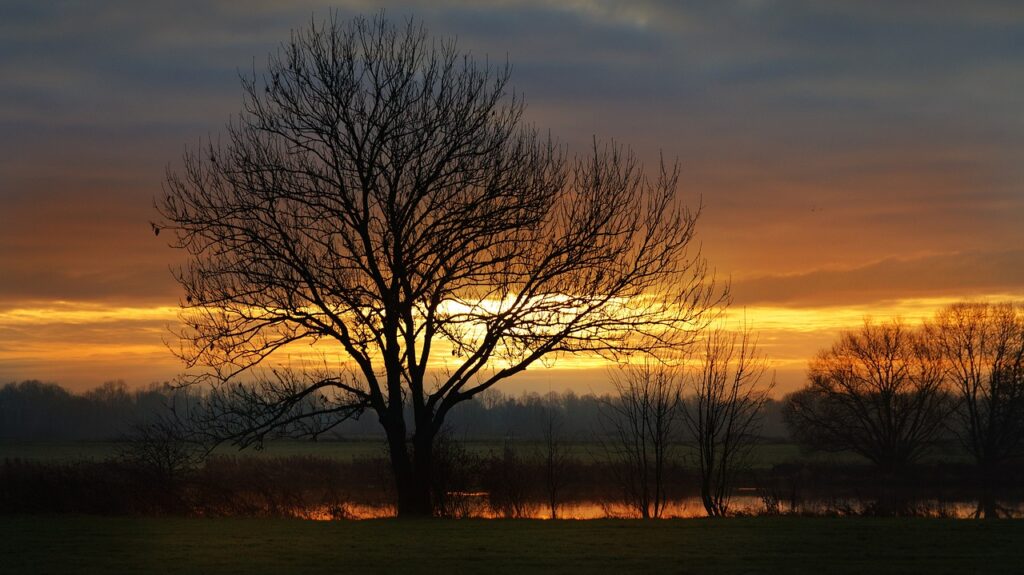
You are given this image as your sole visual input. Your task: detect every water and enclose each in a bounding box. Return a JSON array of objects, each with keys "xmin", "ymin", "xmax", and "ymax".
[{"xmin": 285, "ymin": 494, "xmax": 1022, "ymax": 520}]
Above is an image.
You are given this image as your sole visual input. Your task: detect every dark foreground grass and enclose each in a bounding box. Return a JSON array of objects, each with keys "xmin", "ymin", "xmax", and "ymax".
[{"xmin": 1, "ymin": 516, "xmax": 1021, "ymax": 574}]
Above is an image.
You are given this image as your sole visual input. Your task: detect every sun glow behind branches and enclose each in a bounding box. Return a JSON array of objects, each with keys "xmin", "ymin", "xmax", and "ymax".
[{"xmin": 2, "ymin": 293, "xmax": 1022, "ymax": 393}]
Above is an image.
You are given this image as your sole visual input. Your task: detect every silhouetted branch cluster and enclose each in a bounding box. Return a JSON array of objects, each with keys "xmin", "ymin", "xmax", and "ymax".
[{"xmin": 180, "ymin": 366, "xmax": 372, "ymax": 450}]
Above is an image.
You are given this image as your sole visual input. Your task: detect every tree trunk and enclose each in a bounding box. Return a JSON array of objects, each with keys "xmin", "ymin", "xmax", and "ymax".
[
  {"xmin": 700, "ymin": 473, "xmax": 729, "ymax": 517},
  {"xmin": 977, "ymin": 461, "xmax": 999, "ymax": 519},
  {"xmin": 700, "ymin": 479, "xmax": 717, "ymax": 517},
  {"xmin": 384, "ymin": 417, "xmax": 435, "ymax": 518},
  {"xmin": 394, "ymin": 468, "xmax": 433, "ymax": 518}
]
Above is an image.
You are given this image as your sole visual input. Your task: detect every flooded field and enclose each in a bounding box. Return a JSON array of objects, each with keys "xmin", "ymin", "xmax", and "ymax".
[
  {"xmin": 282, "ymin": 494, "xmax": 1024, "ymax": 520},
  {"xmin": 3, "ymin": 440, "xmax": 1020, "ymax": 520}
]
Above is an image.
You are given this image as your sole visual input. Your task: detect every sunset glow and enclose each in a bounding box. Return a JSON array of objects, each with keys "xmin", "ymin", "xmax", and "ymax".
[
  {"xmin": 2, "ymin": 2, "xmax": 1023, "ymax": 397},
  {"xmin": 4, "ymin": 293, "xmax": 1022, "ymax": 394}
]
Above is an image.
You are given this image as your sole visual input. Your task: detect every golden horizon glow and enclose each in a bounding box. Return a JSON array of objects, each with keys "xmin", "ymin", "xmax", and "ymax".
[{"xmin": 4, "ymin": 292, "xmax": 1022, "ymax": 395}]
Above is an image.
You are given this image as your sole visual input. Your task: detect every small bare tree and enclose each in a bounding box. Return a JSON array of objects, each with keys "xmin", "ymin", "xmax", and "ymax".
[
  {"xmin": 601, "ymin": 362, "xmax": 683, "ymax": 518},
  {"xmin": 784, "ymin": 320, "xmax": 951, "ymax": 473},
  {"xmin": 117, "ymin": 386, "xmax": 207, "ymax": 485},
  {"xmin": 156, "ymin": 14, "xmax": 721, "ymax": 517},
  {"xmin": 118, "ymin": 398, "xmax": 207, "ymax": 514},
  {"xmin": 682, "ymin": 325, "xmax": 774, "ymax": 517},
  {"xmin": 537, "ymin": 405, "xmax": 572, "ymax": 519},
  {"xmin": 118, "ymin": 417, "xmax": 205, "ymax": 486}
]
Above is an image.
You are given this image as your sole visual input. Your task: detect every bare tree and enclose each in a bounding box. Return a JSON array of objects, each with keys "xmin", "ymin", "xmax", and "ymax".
[
  {"xmin": 117, "ymin": 392, "xmax": 207, "ymax": 514},
  {"xmin": 784, "ymin": 320, "xmax": 951, "ymax": 474},
  {"xmin": 156, "ymin": 14, "xmax": 721, "ymax": 517},
  {"xmin": 601, "ymin": 362, "xmax": 683, "ymax": 518},
  {"xmin": 930, "ymin": 302, "xmax": 1024, "ymax": 473},
  {"xmin": 118, "ymin": 416, "xmax": 205, "ymax": 487},
  {"xmin": 682, "ymin": 325, "xmax": 774, "ymax": 517},
  {"xmin": 537, "ymin": 405, "xmax": 572, "ymax": 519}
]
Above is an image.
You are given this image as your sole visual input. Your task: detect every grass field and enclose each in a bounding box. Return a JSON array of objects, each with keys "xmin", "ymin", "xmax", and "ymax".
[
  {"xmin": 0, "ymin": 439, "xmax": 390, "ymax": 463},
  {"xmin": 1, "ymin": 516, "xmax": 1021, "ymax": 574},
  {"xmin": 0, "ymin": 439, "xmax": 871, "ymax": 469}
]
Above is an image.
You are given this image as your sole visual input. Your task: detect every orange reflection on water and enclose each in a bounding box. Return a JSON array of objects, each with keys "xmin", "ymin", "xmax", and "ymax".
[{"xmin": 290, "ymin": 496, "xmax": 1008, "ymax": 521}]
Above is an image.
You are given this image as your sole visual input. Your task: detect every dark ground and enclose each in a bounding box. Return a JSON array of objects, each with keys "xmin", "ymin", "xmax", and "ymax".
[{"xmin": 2, "ymin": 516, "xmax": 1022, "ymax": 574}]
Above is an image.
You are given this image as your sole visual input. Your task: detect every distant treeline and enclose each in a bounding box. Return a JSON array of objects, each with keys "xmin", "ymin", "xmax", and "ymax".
[
  {"xmin": 0, "ymin": 380, "xmax": 791, "ymax": 442},
  {"xmin": 0, "ymin": 381, "xmax": 169, "ymax": 441}
]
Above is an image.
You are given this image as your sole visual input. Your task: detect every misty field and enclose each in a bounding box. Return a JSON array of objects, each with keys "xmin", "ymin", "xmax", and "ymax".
[{"xmin": 2, "ymin": 516, "xmax": 1022, "ymax": 574}]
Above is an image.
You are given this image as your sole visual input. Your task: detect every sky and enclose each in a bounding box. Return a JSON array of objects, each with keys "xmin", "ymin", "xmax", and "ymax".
[{"xmin": 1, "ymin": 0, "xmax": 1022, "ymax": 395}]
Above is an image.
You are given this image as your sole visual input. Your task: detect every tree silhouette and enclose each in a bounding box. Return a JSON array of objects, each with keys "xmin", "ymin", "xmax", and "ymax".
[
  {"xmin": 537, "ymin": 406, "xmax": 572, "ymax": 519},
  {"xmin": 929, "ymin": 302, "xmax": 1024, "ymax": 518},
  {"xmin": 682, "ymin": 325, "xmax": 773, "ymax": 517},
  {"xmin": 601, "ymin": 362, "xmax": 683, "ymax": 518},
  {"xmin": 784, "ymin": 320, "xmax": 950, "ymax": 474},
  {"xmin": 930, "ymin": 303, "xmax": 1024, "ymax": 472},
  {"xmin": 157, "ymin": 14, "xmax": 720, "ymax": 517}
]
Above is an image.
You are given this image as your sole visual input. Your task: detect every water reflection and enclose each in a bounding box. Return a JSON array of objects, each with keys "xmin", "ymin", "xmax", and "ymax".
[{"xmin": 287, "ymin": 495, "xmax": 1024, "ymax": 521}]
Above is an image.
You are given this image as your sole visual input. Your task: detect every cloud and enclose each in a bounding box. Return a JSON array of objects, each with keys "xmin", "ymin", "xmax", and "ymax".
[{"xmin": 732, "ymin": 250, "xmax": 1024, "ymax": 307}]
